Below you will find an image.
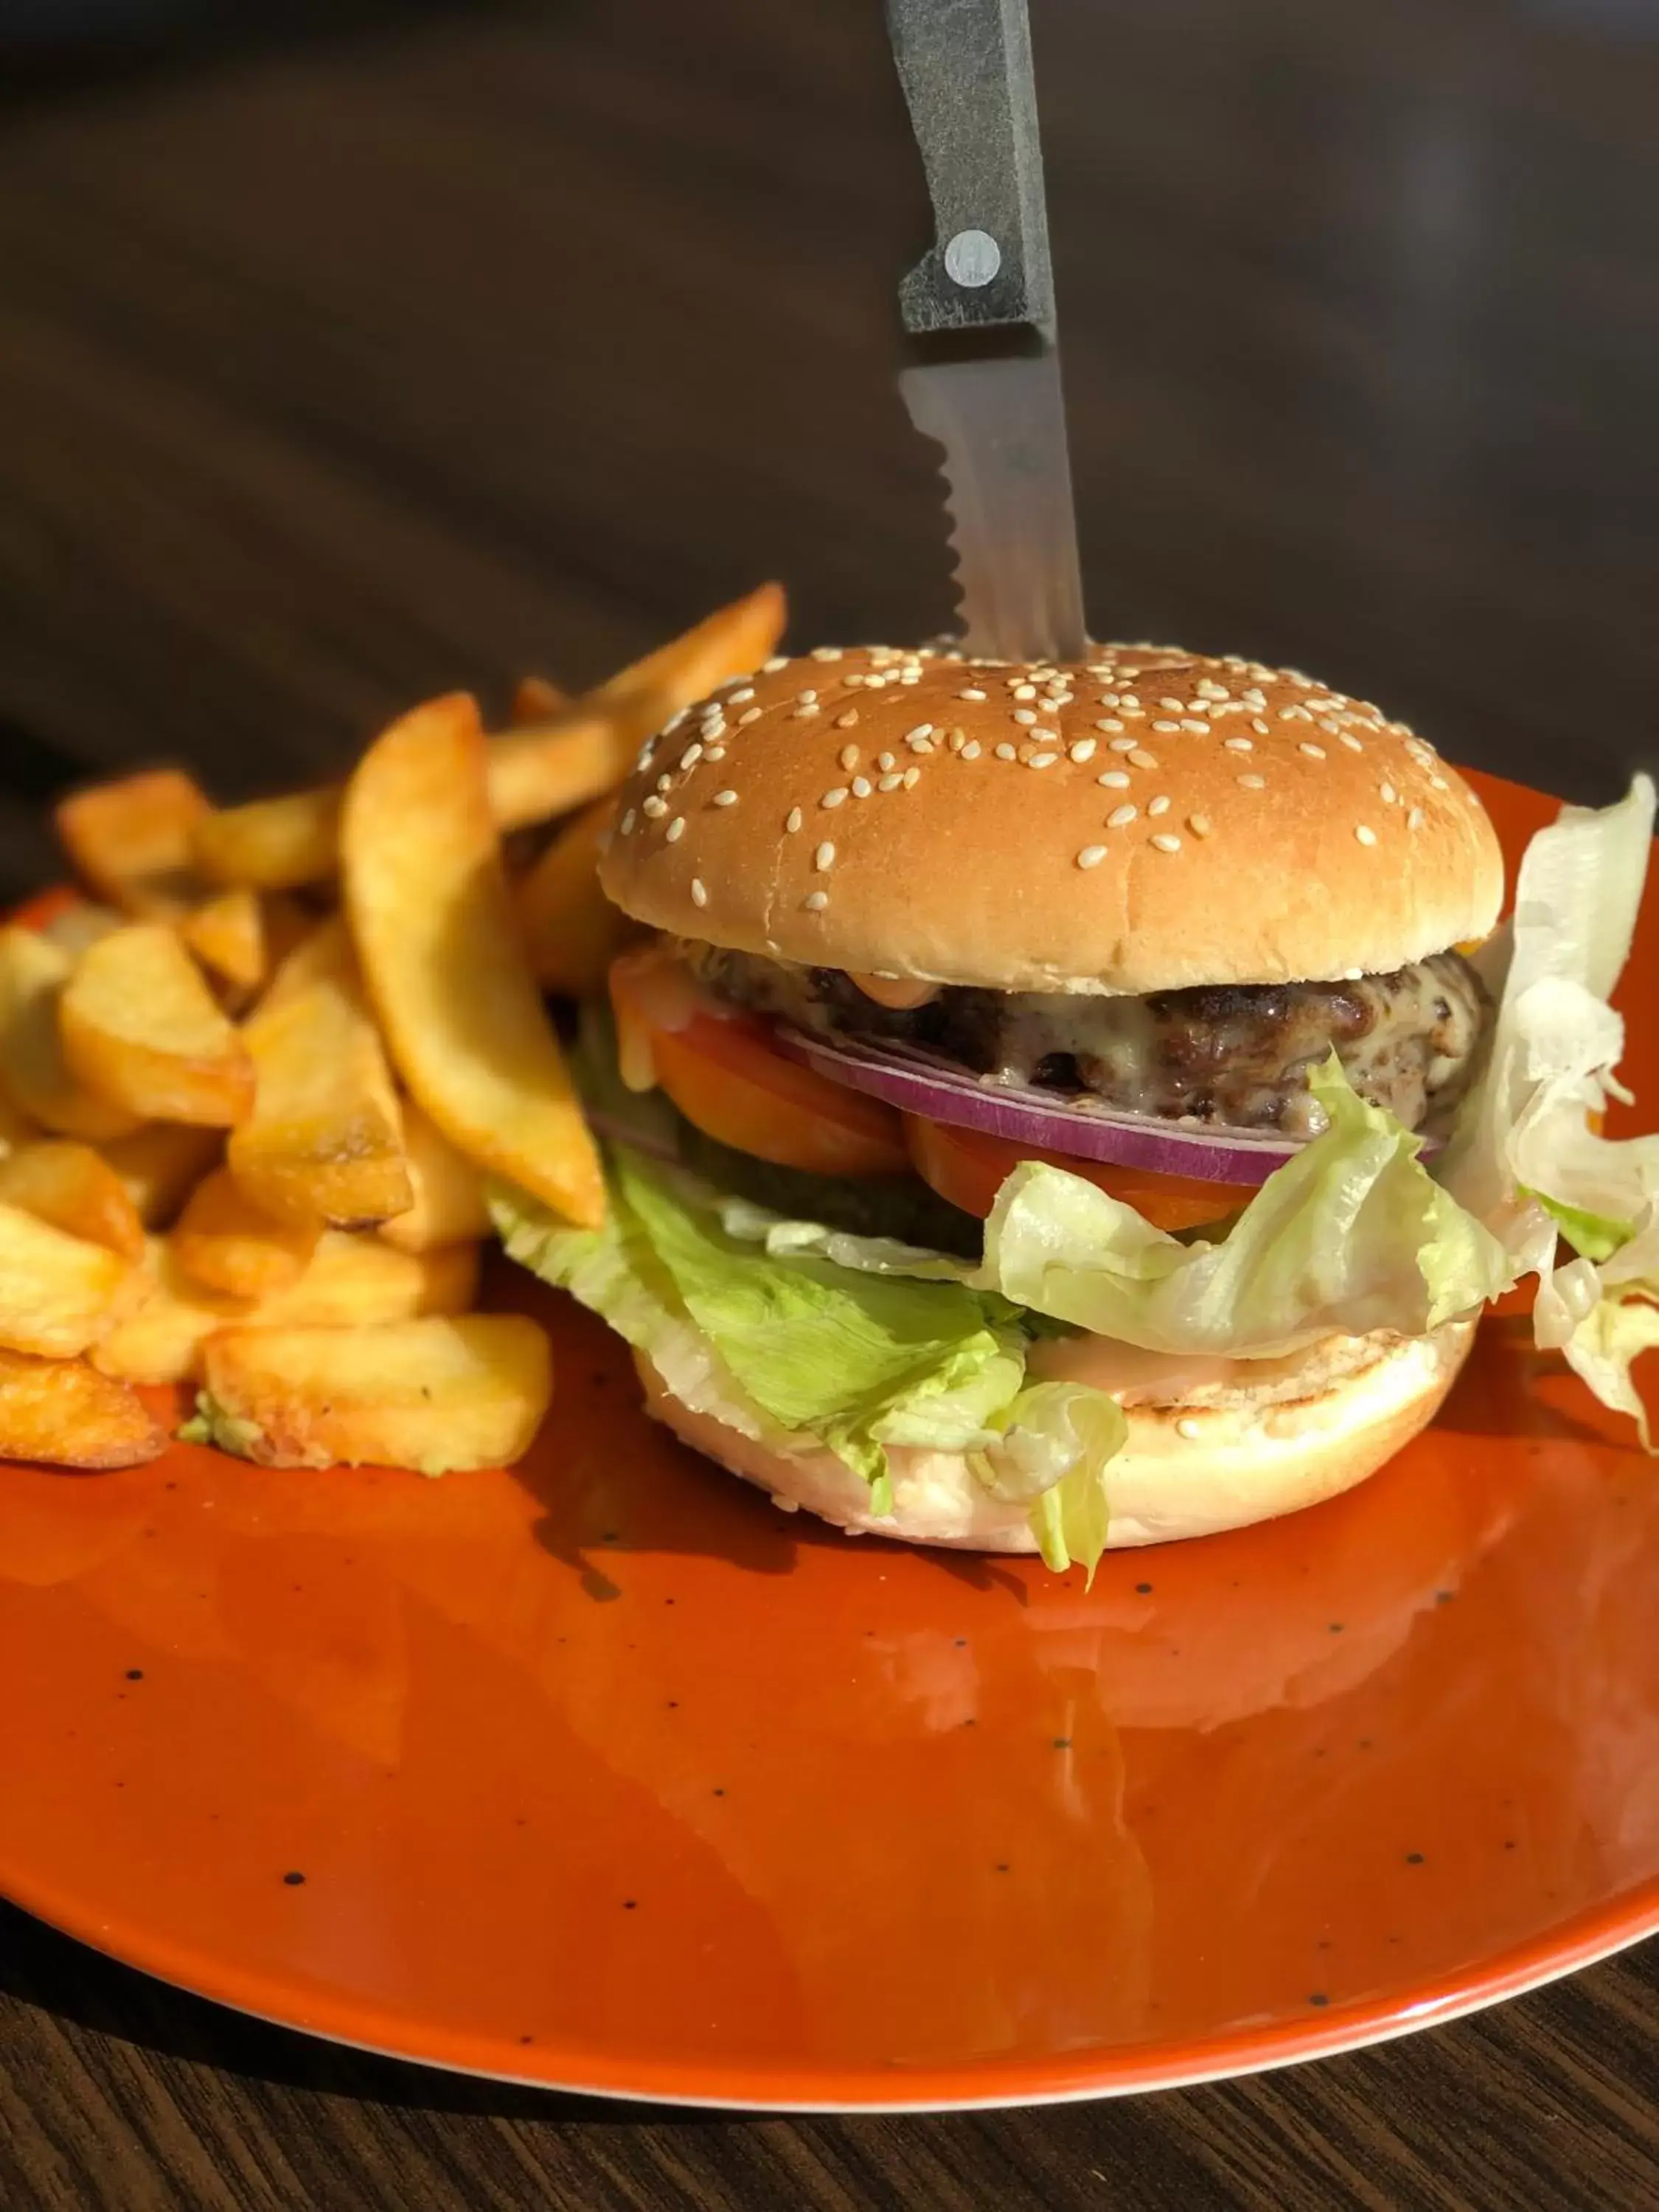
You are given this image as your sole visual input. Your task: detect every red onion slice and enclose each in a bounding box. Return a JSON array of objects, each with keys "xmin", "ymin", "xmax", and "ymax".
[{"xmin": 771, "ymin": 1027, "xmax": 1442, "ymax": 1189}]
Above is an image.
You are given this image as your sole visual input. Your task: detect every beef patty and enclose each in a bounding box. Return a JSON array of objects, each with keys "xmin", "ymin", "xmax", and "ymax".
[{"xmin": 681, "ymin": 943, "xmax": 1491, "ymax": 1138}]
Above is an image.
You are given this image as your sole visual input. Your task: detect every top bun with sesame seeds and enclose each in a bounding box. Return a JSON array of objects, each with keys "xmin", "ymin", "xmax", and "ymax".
[{"xmin": 597, "ymin": 642, "xmax": 1503, "ymax": 995}]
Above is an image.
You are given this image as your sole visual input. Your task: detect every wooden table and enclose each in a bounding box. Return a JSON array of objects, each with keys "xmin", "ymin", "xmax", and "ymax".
[{"xmin": 1, "ymin": 1, "xmax": 1656, "ymax": 2202}]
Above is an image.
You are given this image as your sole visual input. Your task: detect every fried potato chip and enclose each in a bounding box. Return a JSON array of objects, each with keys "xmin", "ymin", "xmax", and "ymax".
[
  {"xmin": 173, "ymin": 1166, "xmax": 321, "ymax": 1298},
  {"xmin": 38, "ymin": 903, "xmax": 123, "ymax": 959},
  {"xmin": 341, "ymin": 693, "xmax": 604, "ymax": 1228},
  {"xmin": 0, "ymin": 1347, "xmax": 165, "ymax": 1470},
  {"xmin": 377, "ymin": 1100, "xmax": 489, "ymax": 1253},
  {"xmin": 191, "ymin": 584, "xmax": 787, "ymax": 889},
  {"xmin": 0, "ymin": 926, "xmax": 142, "ymax": 1141},
  {"xmin": 181, "ymin": 888, "xmax": 263, "ymax": 995},
  {"xmin": 194, "ymin": 1314, "xmax": 552, "ymax": 1472},
  {"xmin": 92, "ymin": 1232, "xmax": 479, "ymax": 1387},
  {"xmin": 59, "ymin": 922, "xmax": 255, "ymax": 1127},
  {"xmin": 0, "ymin": 1140, "xmax": 147, "ymax": 1262},
  {"xmin": 55, "ymin": 768, "xmax": 209, "ymax": 919},
  {"xmin": 515, "ymin": 797, "xmax": 637, "ymax": 999},
  {"xmin": 229, "ymin": 928, "xmax": 411, "ymax": 1228},
  {"xmin": 100, "ymin": 1123, "xmax": 223, "ymax": 1229},
  {"xmin": 0, "ymin": 1201, "xmax": 142, "ymax": 1358}
]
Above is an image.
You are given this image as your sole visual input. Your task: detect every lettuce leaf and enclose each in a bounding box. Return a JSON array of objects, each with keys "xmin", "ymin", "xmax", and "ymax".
[
  {"xmin": 973, "ymin": 1056, "xmax": 1512, "ymax": 1359},
  {"xmin": 974, "ymin": 1381, "xmax": 1125, "ymax": 1582},
  {"xmin": 491, "ymin": 1148, "xmax": 1125, "ymax": 1561},
  {"xmin": 1441, "ymin": 775, "xmax": 1659, "ymax": 1446}
]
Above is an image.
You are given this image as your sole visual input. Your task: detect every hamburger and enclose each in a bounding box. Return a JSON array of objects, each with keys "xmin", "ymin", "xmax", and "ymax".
[{"xmin": 494, "ymin": 641, "xmax": 1658, "ymax": 1571}]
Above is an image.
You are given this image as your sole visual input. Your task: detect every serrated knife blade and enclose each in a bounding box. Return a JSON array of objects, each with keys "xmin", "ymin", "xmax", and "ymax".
[{"xmin": 886, "ymin": 0, "xmax": 1086, "ymax": 663}]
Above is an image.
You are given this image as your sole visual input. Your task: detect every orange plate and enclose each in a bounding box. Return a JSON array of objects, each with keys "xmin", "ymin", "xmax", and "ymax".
[{"xmin": 2, "ymin": 771, "xmax": 1658, "ymax": 2110}]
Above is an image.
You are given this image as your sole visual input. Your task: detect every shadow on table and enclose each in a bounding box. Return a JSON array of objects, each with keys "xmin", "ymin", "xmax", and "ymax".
[{"xmin": 0, "ymin": 1899, "xmax": 710, "ymax": 2124}]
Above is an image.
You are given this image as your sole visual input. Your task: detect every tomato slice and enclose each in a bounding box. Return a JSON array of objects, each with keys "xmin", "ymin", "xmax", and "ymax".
[
  {"xmin": 609, "ymin": 953, "xmax": 910, "ymax": 1178},
  {"xmin": 905, "ymin": 1114, "xmax": 1239, "ymax": 1232}
]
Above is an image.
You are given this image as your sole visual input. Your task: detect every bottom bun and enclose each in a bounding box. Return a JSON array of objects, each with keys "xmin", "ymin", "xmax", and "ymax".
[{"xmin": 636, "ymin": 1318, "xmax": 1477, "ymax": 1553}]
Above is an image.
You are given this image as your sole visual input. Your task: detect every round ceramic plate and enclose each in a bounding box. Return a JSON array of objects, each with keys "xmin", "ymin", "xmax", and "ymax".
[{"xmin": 2, "ymin": 771, "xmax": 1657, "ymax": 2111}]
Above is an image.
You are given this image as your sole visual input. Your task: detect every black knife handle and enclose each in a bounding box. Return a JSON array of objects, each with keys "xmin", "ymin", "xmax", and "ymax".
[{"xmin": 884, "ymin": 0, "xmax": 1055, "ymax": 338}]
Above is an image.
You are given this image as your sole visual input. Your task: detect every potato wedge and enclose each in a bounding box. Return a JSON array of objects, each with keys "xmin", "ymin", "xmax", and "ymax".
[
  {"xmin": 191, "ymin": 584, "xmax": 787, "ymax": 889},
  {"xmin": 55, "ymin": 768, "xmax": 209, "ymax": 919},
  {"xmin": 38, "ymin": 902, "xmax": 124, "ymax": 958},
  {"xmin": 0, "ymin": 1141, "xmax": 147, "ymax": 1261},
  {"xmin": 515, "ymin": 797, "xmax": 637, "ymax": 999},
  {"xmin": 229, "ymin": 930, "xmax": 411, "ymax": 1228},
  {"xmin": 59, "ymin": 922, "xmax": 254, "ymax": 1127},
  {"xmin": 93, "ymin": 1232, "xmax": 477, "ymax": 1387},
  {"xmin": 194, "ymin": 1315, "xmax": 552, "ymax": 1472},
  {"xmin": 0, "ymin": 1347, "xmax": 165, "ymax": 1470},
  {"xmin": 180, "ymin": 888, "xmax": 263, "ymax": 995},
  {"xmin": 0, "ymin": 1201, "xmax": 141, "ymax": 1358},
  {"xmin": 510, "ymin": 675, "xmax": 568, "ymax": 724},
  {"xmin": 0, "ymin": 926, "xmax": 142, "ymax": 1141},
  {"xmin": 174, "ymin": 1166, "xmax": 321, "ymax": 1298},
  {"xmin": 378, "ymin": 1100, "xmax": 490, "ymax": 1253},
  {"xmin": 341, "ymin": 693, "xmax": 604, "ymax": 1228},
  {"xmin": 101, "ymin": 1123, "xmax": 222, "ymax": 1229}
]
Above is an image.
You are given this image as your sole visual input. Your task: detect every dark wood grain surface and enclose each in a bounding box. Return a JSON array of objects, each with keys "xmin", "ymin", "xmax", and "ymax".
[{"xmin": 2, "ymin": 0, "xmax": 1658, "ymax": 2202}]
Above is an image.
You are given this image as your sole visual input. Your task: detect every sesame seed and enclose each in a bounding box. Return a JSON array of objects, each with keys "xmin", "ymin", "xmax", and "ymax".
[
  {"xmin": 1408, "ymin": 806, "xmax": 1425, "ymax": 830},
  {"xmin": 678, "ymin": 744, "xmax": 704, "ymax": 770},
  {"xmin": 903, "ymin": 766, "xmax": 921, "ymax": 789},
  {"xmin": 838, "ymin": 745, "xmax": 859, "ymax": 770},
  {"xmin": 1380, "ymin": 782, "xmax": 1397, "ymax": 804},
  {"xmin": 1160, "ymin": 697, "xmax": 1184, "ymax": 712},
  {"xmin": 815, "ymin": 841, "xmax": 835, "ymax": 871},
  {"xmin": 643, "ymin": 796, "xmax": 668, "ymax": 817},
  {"xmin": 1012, "ymin": 709, "xmax": 1039, "ymax": 726},
  {"xmin": 1119, "ymin": 694, "xmax": 1140, "ymax": 709},
  {"xmin": 712, "ymin": 788, "xmax": 738, "ymax": 807},
  {"xmin": 1238, "ymin": 773, "xmax": 1266, "ymax": 790},
  {"xmin": 821, "ymin": 787, "xmax": 848, "ymax": 808},
  {"xmin": 877, "ymin": 751, "xmax": 896, "ymax": 771},
  {"xmin": 762, "ymin": 655, "xmax": 788, "ymax": 673},
  {"xmin": 1152, "ymin": 720, "xmax": 1180, "ymax": 734},
  {"xmin": 962, "ymin": 740, "xmax": 982, "ymax": 759},
  {"xmin": 907, "ymin": 733, "xmax": 935, "ymax": 754},
  {"xmin": 619, "ymin": 808, "xmax": 636, "ymax": 835},
  {"xmin": 835, "ymin": 713, "xmax": 859, "ymax": 733},
  {"xmin": 1097, "ymin": 770, "xmax": 1130, "ymax": 788},
  {"xmin": 1107, "ymin": 804, "xmax": 1138, "ymax": 828},
  {"xmin": 1224, "ymin": 737, "xmax": 1253, "ymax": 753},
  {"xmin": 1127, "ymin": 749, "xmax": 1159, "ymax": 770},
  {"xmin": 1095, "ymin": 719, "xmax": 1124, "ymax": 734},
  {"xmin": 1340, "ymin": 734, "xmax": 1364, "ymax": 753},
  {"xmin": 1188, "ymin": 813, "xmax": 1213, "ymax": 838},
  {"xmin": 1251, "ymin": 718, "xmax": 1270, "ymax": 735},
  {"xmin": 1068, "ymin": 739, "xmax": 1096, "ymax": 763},
  {"xmin": 810, "ymin": 645, "xmax": 843, "ymax": 661},
  {"xmin": 792, "ymin": 705, "xmax": 818, "ymax": 720},
  {"xmin": 1013, "ymin": 684, "xmax": 1037, "ymax": 700},
  {"xmin": 1181, "ymin": 720, "xmax": 1209, "ymax": 736},
  {"xmin": 1429, "ymin": 773, "xmax": 1449, "ymax": 790},
  {"xmin": 852, "ymin": 776, "xmax": 872, "ymax": 798},
  {"xmin": 1147, "ymin": 794, "xmax": 1171, "ymax": 816},
  {"xmin": 661, "ymin": 711, "xmax": 688, "ymax": 738},
  {"xmin": 738, "ymin": 706, "xmax": 762, "ymax": 726},
  {"xmin": 995, "ymin": 742, "xmax": 1018, "ymax": 760},
  {"xmin": 1176, "ymin": 1416, "xmax": 1203, "ymax": 1440},
  {"xmin": 728, "ymin": 686, "xmax": 754, "ymax": 703},
  {"xmin": 655, "ymin": 773, "xmax": 673, "ymax": 793},
  {"xmin": 785, "ymin": 807, "xmax": 802, "ymax": 832},
  {"xmin": 1299, "ymin": 742, "xmax": 1326, "ymax": 760},
  {"xmin": 878, "ymin": 772, "xmax": 903, "ymax": 791},
  {"xmin": 802, "ymin": 891, "xmax": 828, "ymax": 911},
  {"xmin": 666, "ymin": 815, "xmax": 686, "ymax": 844},
  {"xmin": 1354, "ymin": 824, "xmax": 1377, "ymax": 846},
  {"xmin": 958, "ymin": 688, "xmax": 987, "ymax": 702},
  {"xmin": 1151, "ymin": 832, "xmax": 1182, "ymax": 854},
  {"xmin": 797, "ymin": 688, "xmax": 819, "ymax": 705},
  {"xmin": 690, "ymin": 878, "xmax": 708, "ymax": 907},
  {"xmin": 1077, "ymin": 845, "xmax": 1108, "ymax": 870},
  {"xmin": 704, "ymin": 744, "xmax": 726, "ymax": 761},
  {"xmin": 905, "ymin": 724, "xmax": 934, "ymax": 744},
  {"xmin": 1028, "ymin": 751, "xmax": 1059, "ymax": 769},
  {"xmin": 1109, "ymin": 736, "xmax": 1138, "ymax": 753}
]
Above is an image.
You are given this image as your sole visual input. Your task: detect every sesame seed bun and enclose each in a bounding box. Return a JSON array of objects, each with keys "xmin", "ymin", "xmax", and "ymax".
[
  {"xmin": 598, "ymin": 644, "xmax": 1503, "ymax": 994},
  {"xmin": 636, "ymin": 1318, "xmax": 1475, "ymax": 1553}
]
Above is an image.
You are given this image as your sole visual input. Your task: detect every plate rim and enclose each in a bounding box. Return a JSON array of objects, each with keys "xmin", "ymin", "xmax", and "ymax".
[{"xmin": 4, "ymin": 1851, "xmax": 1655, "ymax": 2110}]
